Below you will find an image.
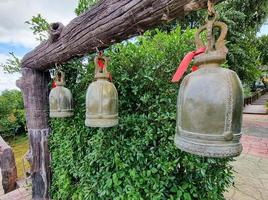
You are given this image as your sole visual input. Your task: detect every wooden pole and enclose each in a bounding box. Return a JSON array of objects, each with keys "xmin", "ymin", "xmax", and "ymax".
[{"xmin": 17, "ymin": 68, "xmax": 51, "ymax": 199}]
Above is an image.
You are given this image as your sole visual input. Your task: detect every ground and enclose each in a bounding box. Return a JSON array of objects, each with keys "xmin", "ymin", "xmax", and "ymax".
[{"xmin": 8, "ymin": 135, "xmax": 30, "ymax": 179}]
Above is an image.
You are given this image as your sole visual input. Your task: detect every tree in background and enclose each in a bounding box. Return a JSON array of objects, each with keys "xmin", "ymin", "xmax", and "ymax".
[
  {"xmin": 180, "ymin": 0, "xmax": 268, "ymax": 84},
  {"xmin": 0, "ymin": 90, "xmax": 26, "ymax": 138},
  {"xmin": 219, "ymin": 0, "xmax": 268, "ymax": 84},
  {"xmin": 257, "ymin": 34, "xmax": 268, "ymax": 66}
]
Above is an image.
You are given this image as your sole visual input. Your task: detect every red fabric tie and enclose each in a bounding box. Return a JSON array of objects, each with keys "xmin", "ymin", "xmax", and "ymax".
[
  {"xmin": 98, "ymin": 59, "xmax": 105, "ymax": 69},
  {"xmin": 171, "ymin": 47, "xmax": 206, "ymax": 82},
  {"xmin": 97, "ymin": 58, "xmax": 112, "ymax": 82},
  {"xmin": 52, "ymin": 80, "xmax": 57, "ymax": 88}
]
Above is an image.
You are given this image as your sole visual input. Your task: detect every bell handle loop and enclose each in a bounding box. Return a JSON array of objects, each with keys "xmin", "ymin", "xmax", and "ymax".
[
  {"xmin": 94, "ymin": 55, "xmax": 108, "ymax": 74},
  {"xmin": 195, "ymin": 20, "xmax": 228, "ymax": 52},
  {"xmin": 195, "ymin": 13, "xmax": 217, "ymax": 50},
  {"xmin": 195, "ymin": 25, "xmax": 207, "ymax": 49},
  {"xmin": 55, "ymin": 70, "xmax": 65, "ymax": 85},
  {"xmin": 213, "ymin": 21, "xmax": 228, "ymax": 51}
]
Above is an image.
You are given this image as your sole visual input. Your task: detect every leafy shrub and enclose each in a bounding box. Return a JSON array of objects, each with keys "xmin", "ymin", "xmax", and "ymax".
[
  {"xmin": 0, "ymin": 90, "xmax": 26, "ymax": 138},
  {"xmin": 243, "ymin": 84, "xmax": 252, "ymax": 98},
  {"xmin": 50, "ymin": 27, "xmax": 234, "ymax": 200}
]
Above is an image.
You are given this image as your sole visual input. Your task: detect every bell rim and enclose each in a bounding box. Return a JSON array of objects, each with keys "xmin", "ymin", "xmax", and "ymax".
[
  {"xmin": 174, "ymin": 134, "xmax": 243, "ymax": 158},
  {"xmin": 50, "ymin": 111, "xmax": 74, "ymax": 118},
  {"xmin": 85, "ymin": 118, "xmax": 118, "ymax": 128}
]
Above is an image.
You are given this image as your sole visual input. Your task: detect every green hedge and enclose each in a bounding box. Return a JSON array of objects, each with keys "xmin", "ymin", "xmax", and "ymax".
[
  {"xmin": 0, "ymin": 90, "xmax": 26, "ymax": 139},
  {"xmin": 50, "ymin": 27, "xmax": 234, "ymax": 200}
]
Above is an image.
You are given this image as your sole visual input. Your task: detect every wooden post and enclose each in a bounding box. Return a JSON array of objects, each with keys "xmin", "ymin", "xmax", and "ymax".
[
  {"xmin": 0, "ymin": 136, "xmax": 18, "ymax": 194},
  {"xmin": 17, "ymin": 68, "xmax": 51, "ymax": 199}
]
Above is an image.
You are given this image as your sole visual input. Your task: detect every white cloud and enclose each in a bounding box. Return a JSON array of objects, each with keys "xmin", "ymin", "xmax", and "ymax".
[
  {"xmin": 0, "ymin": 53, "xmax": 21, "ymax": 93},
  {"xmin": 0, "ymin": 0, "xmax": 77, "ymax": 48}
]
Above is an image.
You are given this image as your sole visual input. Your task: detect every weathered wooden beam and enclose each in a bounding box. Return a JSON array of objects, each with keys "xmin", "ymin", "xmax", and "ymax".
[
  {"xmin": 21, "ymin": 0, "xmax": 222, "ymax": 70},
  {"xmin": 16, "ymin": 68, "xmax": 51, "ymax": 200},
  {"xmin": 0, "ymin": 136, "xmax": 18, "ymax": 194}
]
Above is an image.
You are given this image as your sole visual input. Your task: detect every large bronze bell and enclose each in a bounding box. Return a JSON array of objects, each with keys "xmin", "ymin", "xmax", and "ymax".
[
  {"xmin": 85, "ymin": 55, "xmax": 118, "ymax": 127},
  {"xmin": 49, "ymin": 71, "xmax": 74, "ymax": 118},
  {"xmin": 174, "ymin": 17, "xmax": 243, "ymax": 158}
]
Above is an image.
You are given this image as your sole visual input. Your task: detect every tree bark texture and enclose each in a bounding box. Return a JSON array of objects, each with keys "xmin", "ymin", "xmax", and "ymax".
[
  {"xmin": 16, "ymin": 68, "xmax": 51, "ymax": 200},
  {"xmin": 0, "ymin": 136, "xmax": 18, "ymax": 194},
  {"xmin": 21, "ymin": 0, "xmax": 222, "ymax": 70}
]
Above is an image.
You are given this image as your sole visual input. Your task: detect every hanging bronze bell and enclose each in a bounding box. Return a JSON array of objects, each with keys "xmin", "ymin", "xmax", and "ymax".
[
  {"xmin": 85, "ymin": 55, "xmax": 118, "ymax": 127},
  {"xmin": 174, "ymin": 17, "xmax": 243, "ymax": 158},
  {"xmin": 49, "ymin": 71, "xmax": 74, "ymax": 118}
]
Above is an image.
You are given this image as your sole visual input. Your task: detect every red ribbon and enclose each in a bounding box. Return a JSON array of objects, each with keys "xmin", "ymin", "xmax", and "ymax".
[
  {"xmin": 97, "ymin": 57, "xmax": 113, "ymax": 82},
  {"xmin": 171, "ymin": 47, "xmax": 206, "ymax": 82},
  {"xmin": 52, "ymin": 80, "xmax": 57, "ymax": 88},
  {"xmin": 98, "ymin": 59, "xmax": 105, "ymax": 69}
]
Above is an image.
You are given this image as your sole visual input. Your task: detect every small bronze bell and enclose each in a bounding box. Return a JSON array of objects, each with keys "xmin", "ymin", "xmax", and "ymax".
[
  {"xmin": 85, "ymin": 55, "xmax": 118, "ymax": 127},
  {"xmin": 174, "ymin": 16, "xmax": 243, "ymax": 158},
  {"xmin": 49, "ymin": 71, "xmax": 74, "ymax": 118}
]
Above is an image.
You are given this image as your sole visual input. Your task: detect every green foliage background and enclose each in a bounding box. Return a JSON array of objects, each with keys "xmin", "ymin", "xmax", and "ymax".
[
  {"xmin": 257, "ymin": 34, "xmax": 268, "ymax": 66},
  {"xmin": 1, "ymin": 0, "xmax": 268, "ymax": 199},
  {"xmin": 180, "ymin": 0, "xmax": 268, "ymax": 84},
  {"xmin": 50, "ymin": 28, "xmax": 234, "ymax": 200},
  {"xmin": 0, "ymin": 90, "xmax": 26, "ymax": 138}
]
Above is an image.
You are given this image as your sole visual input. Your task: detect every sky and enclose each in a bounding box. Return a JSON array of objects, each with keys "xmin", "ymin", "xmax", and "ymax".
[
  {"xmin": 0, "ymin": 0, "xmax": 77, "ymax": 93},
  {"xmin": 0, "ymin": 1, "xmax": 268, "ymax": 93}
]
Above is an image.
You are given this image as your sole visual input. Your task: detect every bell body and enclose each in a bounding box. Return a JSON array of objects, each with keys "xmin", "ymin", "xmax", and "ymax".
[
  {"xmin": 49, "ymin": 85, "xmax": 74, "ymax": 118},
  {"xmin": 175, "ymin": 64, "xmax": 243, "ymax": 157},
  {"xmin": 85, "ymin": 78, "xmax": 118, "ymax": 127}
]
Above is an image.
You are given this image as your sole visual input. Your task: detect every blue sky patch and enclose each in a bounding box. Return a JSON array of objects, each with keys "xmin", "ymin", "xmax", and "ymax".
[{"xmin": 0, "ymin": 42, "xmax": 31, "ymax": 57}]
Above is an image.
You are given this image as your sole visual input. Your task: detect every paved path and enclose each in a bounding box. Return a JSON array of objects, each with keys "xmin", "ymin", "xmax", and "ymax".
[
  {"xmin": 225, "ymin": 114, "xmax": 268, "ymax": 200},
  {"xmin": 0, "ymin": 174, "xmax": 31, "ymax": 200},
  {"xmin": 244, "ymin": 105, "xmax": 267, "ymax": 115},
  {"xmin": 0, "ymin": 187, "xmax": 31, "ymax": 200},
  {"xmin": 244, "ymin": 92, "xmax": 268, "ymax": 114},
  {"xmin": 252, "ymin": 93, "xmax": 268, "ymax": 105}
]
